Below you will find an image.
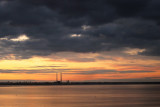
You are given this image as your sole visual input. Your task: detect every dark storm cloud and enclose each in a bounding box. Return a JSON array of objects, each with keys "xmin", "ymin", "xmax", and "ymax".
[
  {"xmin": 106, "ymin": 0, "xmax": 150, "ymax": 16},
  {"xmin": 83, "ymin": 18, "xmax": 160, "ymax": 55},
  {"xmin": 0, "ymin": 0, "xmax": 160, "ymax": 58}
]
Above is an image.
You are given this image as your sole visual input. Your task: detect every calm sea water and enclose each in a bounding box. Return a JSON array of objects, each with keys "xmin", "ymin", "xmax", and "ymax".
[{"xmin": 0, "ymin": 85, "xmax": 160, "ymax": 107}]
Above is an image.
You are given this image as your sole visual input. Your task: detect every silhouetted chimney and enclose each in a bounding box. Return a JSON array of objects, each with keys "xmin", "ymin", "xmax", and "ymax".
[
  {"xmin": 61, "ymin": 72, "xmax": 62, "ymax": 82},
  {"xmin": 56, "ymin": 73, "xmax": 58, "ymax": 82}
]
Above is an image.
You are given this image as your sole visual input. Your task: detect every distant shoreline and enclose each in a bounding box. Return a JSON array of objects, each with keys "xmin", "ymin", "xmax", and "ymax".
[{"xmin": 0, "ymin": 82, "xmax": 160, "ymax": 85}]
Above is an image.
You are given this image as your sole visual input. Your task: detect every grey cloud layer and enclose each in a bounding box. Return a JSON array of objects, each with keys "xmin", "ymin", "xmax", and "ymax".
[
  {"xmin": 0, "ymin": 69, "xmax": 155, "ymax": 74},
  {"xmin": 0, "ymin": 0, "xmax": 160, "ymax": 58},
  {"xmin": 71, "ymin": 70, "xmax": 155, "ymax": 75}
]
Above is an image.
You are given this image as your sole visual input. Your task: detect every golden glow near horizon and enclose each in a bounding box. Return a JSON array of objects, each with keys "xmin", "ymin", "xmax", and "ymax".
[{"xmin": 0, "ymin": 52, "xmax": 160, "ymax": 81}]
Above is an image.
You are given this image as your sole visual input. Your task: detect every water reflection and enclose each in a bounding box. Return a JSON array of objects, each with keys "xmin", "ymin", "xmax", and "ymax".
[{"xmin": 0, "ymin": 85, "xmax": 160, "ymax": 107}]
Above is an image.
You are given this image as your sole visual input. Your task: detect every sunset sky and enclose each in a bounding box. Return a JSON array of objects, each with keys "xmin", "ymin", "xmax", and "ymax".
[{"xmin": 0, "ymin": 0, "xmax": 160, "ymax": 82}]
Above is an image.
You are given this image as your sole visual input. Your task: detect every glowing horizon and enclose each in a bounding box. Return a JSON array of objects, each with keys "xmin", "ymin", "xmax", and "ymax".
[{"xmin": 0, "ymin": 51, "xmax": 159, "ymax": 82}]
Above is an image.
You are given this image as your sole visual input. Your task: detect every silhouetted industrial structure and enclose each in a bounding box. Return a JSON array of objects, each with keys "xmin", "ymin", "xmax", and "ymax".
[
  {"xmin": 0, "ymin": 81, "xmax": 160, "ymax": 85},
  {"xmin": 55, "ymin": 72, "xmax": 63, "ymax": 84},
  {"xmin": 0, "ymin": 72, "xmax": 159, "ymax": 85}
]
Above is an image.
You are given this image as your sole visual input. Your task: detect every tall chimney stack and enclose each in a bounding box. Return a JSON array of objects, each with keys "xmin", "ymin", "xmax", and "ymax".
[
  {"xmin": 61, "ymin": 72, "xmax": 62, "ymax": 82},
  {"xmin": 56, "ymin": 73, "xmax": 58, "ymax": 82}
]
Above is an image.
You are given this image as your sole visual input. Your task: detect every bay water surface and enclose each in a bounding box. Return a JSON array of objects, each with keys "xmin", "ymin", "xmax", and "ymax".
[{"xmin": 0, "ymin": 85, "xmax": 160, "ymax": 107}]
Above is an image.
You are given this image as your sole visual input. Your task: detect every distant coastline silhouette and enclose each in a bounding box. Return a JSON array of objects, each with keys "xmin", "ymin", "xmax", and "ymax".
[{"xmin": 0, "ymin": 81, "xmax": 160, "ymax": 85}]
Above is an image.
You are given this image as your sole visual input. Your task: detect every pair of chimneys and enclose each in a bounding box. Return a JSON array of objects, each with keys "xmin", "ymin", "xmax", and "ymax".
[{"xmin": 56, "ymin": 72, "xmax": 62, "ymax": 82}]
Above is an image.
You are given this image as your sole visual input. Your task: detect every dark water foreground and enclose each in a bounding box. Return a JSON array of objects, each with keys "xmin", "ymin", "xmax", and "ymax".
[{"xmin": 0, "ymin": 85, "xmax": 160, "ymax": 107}]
